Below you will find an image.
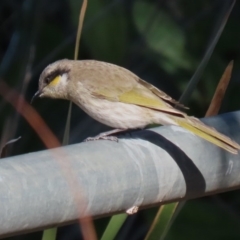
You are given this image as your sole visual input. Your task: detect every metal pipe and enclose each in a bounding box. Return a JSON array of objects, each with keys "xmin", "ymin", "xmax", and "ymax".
[{"xmin": 1, "ymin": 111, "xmax": 240, "ymax": 238}]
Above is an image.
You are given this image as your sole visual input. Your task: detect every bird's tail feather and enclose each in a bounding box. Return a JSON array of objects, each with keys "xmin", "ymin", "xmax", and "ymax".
[{"xmin": 176, "ymin": 117, "xmax": 240, "ymax": 154}]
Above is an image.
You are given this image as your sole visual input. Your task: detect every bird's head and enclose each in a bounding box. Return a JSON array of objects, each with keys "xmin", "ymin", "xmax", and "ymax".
[{"xmin": 32, "ymin": 59, "xmax": 72, "ymax": 103}]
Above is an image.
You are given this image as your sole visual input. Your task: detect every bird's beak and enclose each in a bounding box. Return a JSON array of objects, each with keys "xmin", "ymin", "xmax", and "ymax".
[{"xmin": 31, "ymin": 90, "xmax": 41, "ymax": 104}]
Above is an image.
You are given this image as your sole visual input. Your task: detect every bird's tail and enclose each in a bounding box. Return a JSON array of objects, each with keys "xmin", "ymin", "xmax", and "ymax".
[{"xmin": 175, "ymin": 116, "xmax": 240, "ymax": 154}]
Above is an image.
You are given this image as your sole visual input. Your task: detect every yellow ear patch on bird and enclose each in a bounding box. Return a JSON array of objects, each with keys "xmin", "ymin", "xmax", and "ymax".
[{"xmin": 49, "ymin": 75, "xmax": 61, "ymax": 86}]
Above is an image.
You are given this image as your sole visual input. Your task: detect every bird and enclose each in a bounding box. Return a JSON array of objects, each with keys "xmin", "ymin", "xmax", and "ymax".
[{"xmin": 32, "ymin": 59, "xmax": 240, "ymax": 154}]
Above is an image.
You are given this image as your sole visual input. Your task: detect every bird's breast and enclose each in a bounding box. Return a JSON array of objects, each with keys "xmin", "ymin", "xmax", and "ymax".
[{"xmin": 74, "ymin": 96, "xmax": 152, "ymax": 129}]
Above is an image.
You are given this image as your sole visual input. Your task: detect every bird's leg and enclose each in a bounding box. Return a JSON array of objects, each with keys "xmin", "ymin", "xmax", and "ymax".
[{"xmin": 84, "ymin": 129, "xmax": 128, "ymax": 142}]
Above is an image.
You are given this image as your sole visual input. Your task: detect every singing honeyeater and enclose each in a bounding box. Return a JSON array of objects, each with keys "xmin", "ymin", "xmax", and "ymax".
[{"xmin": 32, "ymin": 59, "xmax": 240, "ymax": 154}]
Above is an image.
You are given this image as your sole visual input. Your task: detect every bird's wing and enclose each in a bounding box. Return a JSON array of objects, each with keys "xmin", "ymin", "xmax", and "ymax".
[
  {"xmin": 77, "ymin": 60, "xmax": 186, "ymax": 116},
  {"xmin": 92, "ymin": 84, "xmax": 186, "ymax": 117},
  {"xmin": 137, "ymin": 78, "xmax": 188, "ymax": 109}
]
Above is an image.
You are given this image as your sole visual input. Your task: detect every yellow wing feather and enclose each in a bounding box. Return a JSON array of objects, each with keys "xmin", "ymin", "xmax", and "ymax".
[
  {"xmin": 138, "ymin": 78, "xmax": 188, "ymax": 109},
  {"xmin": 176, "ymin": 117, "xmax": 240, "ymax": 153},
  {"xmin": 118, "ymin": 89, "xmax": 185, "ymax": 116}
]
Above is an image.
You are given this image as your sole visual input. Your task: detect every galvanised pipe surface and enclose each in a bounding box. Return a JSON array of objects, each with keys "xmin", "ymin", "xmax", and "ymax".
[{"xmin": 0, "ymin": 111, "xmax": 240, "ymax": 238}]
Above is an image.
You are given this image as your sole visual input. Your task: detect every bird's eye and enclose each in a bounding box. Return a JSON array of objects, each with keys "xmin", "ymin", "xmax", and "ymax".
[{"xmin": 45, "ymin": 77, "xmax": 51, "ymax": 84}]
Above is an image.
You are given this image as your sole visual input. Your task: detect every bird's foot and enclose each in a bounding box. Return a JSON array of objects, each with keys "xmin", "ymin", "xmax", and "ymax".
[
  {"xmin": 84, "ymin": 135, "xmax": 118, "ymax": 142},
  {"xmin": 84, "ymin": 128, "xmax": 127, "ymax": 142}
]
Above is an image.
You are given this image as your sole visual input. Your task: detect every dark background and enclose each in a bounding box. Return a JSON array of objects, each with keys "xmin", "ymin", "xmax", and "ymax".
[{"xmin": 1, "ymin": 0, "xmax": 240, "ymax": 239}]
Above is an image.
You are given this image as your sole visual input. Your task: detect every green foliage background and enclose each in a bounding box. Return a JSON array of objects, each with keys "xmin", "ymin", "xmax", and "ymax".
[{"xmin": 1, "ymin": 0, "xmax": 240, "ymax": 239}]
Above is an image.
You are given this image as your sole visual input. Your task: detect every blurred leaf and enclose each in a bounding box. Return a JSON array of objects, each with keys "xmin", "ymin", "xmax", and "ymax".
[
  {"xmin": 165, "ymin": 199, "xmax": 240, "ymax": 240},
  {"xmin": 133, "ymin": 0, "xmax": 192, "ymax": 73},
  {"xmin": 42, "ymin": 228, "xmax": 57, "ymax": 240},
  {"xmin": 0, "ymin": 136, "xmax": 21, "ymax": 158},
  {"xmin": 70, "ymin": 0, "xmax": 128, "ymax": 63},
  {"xmin": 63, "ymin": 102, "xmax": 72, "ymax": 145},
  {"xmin": 144, "ymin": 203, "xmax": 178, "ymax": 240},
  {"xmin": 205, "ymin": 60, "xmax": 234, "ymax": 117},
  {"xmin": 179, "ymin": 0, "xmax": 235, "ymax": 105},
  {"xmin": 74, "ymin": 0, "xmax": 88, "ymax": 60},
  {"xmin": 100, "ymin": 213, "xmax": 127, "ymax": 240}
]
